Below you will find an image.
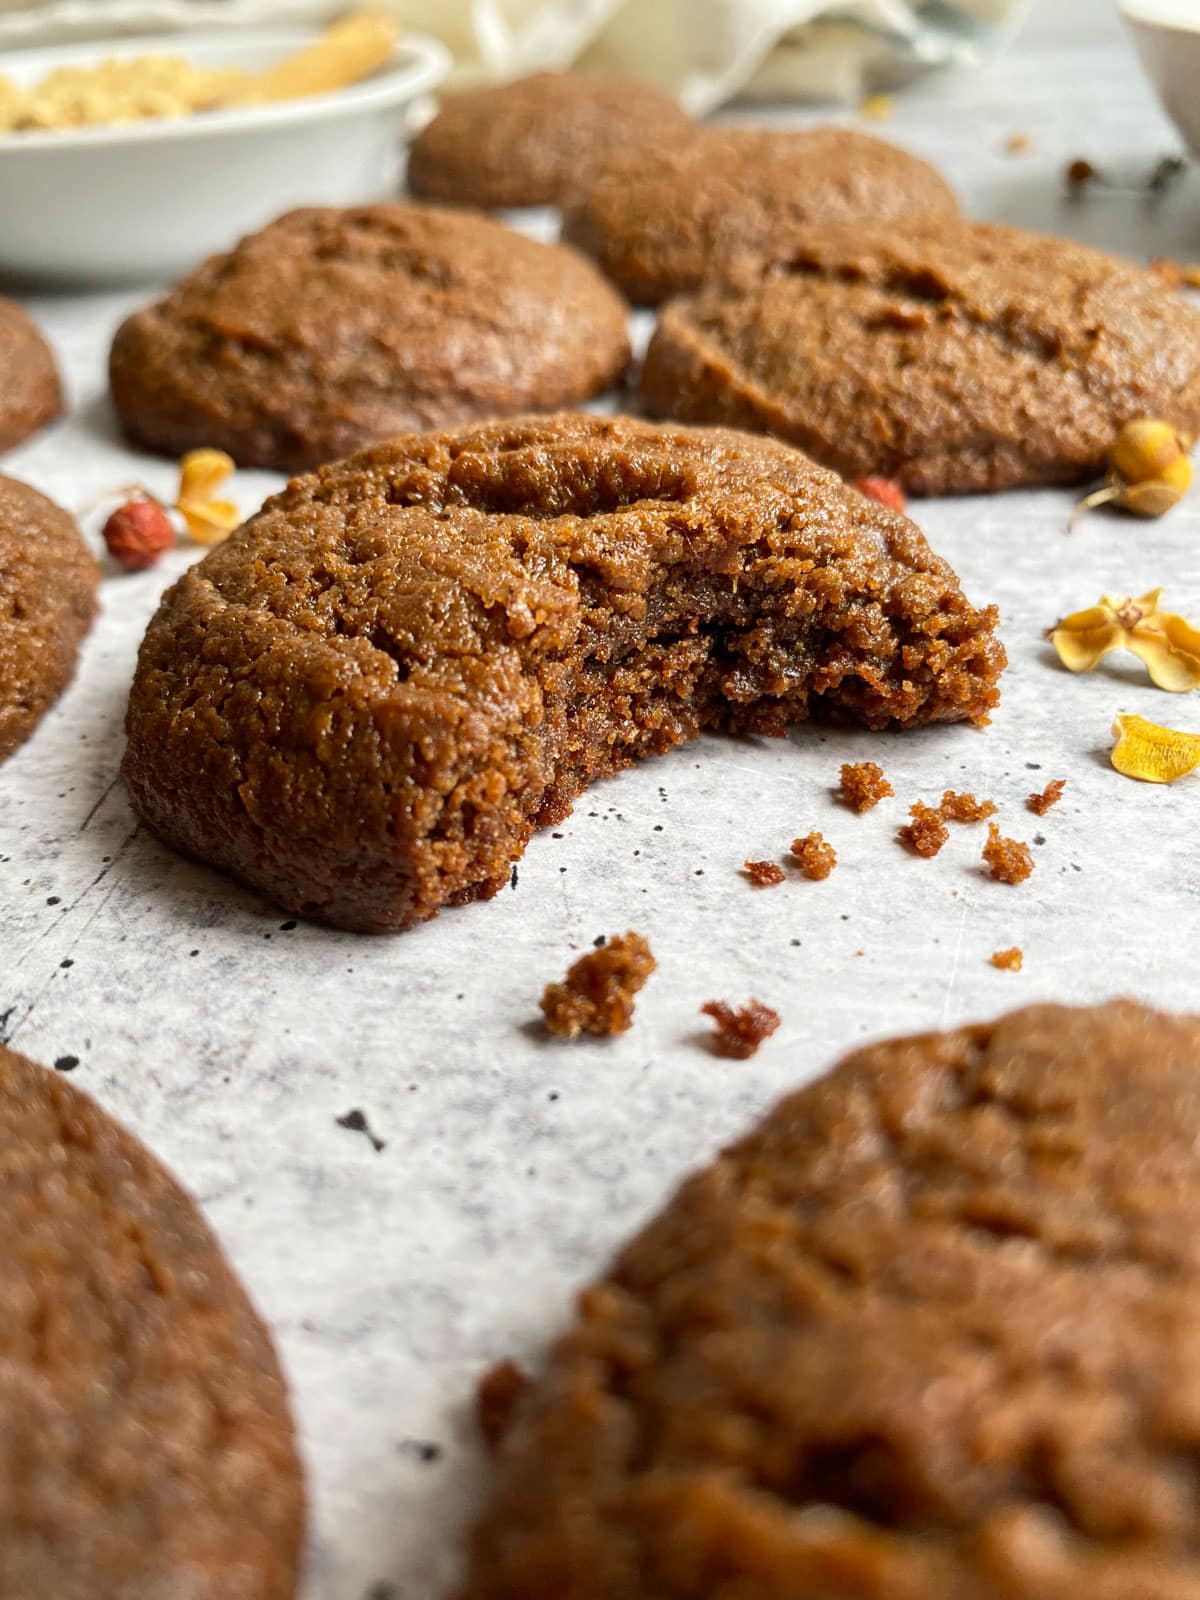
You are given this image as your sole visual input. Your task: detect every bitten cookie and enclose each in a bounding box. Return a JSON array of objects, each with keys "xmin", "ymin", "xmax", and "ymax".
[
  {"xmin": 461, "ymin": 1000, "xmax": 1200, "ymax": 1600},
  {"xmin": 0, "ymin": 1042, "xmax": 305, "ymax": 1600},
  {"xmin": 407, "ymin": 71, "xmax": 692, "ymax": 209},
  {"xmin": 123, "ymin": 413, "xmax": 1004, "ymax": 933},
  {"xmin": 0, "ymin": 475, "xmax": 98, "ymax": 763},
  {"xmin": 562, "ymin": 126, "xmax": 958, "ymax": 305},
  {"xmin": 0, "ymin": 297, "xmax": 63, "ymax": 453},
  {"xmin": 641, "ymin": 219, "xmax": 1200, "ymax": 494},
  {"xmin": 109, "ymin": 205, "xmax": 631, "ymax": 473}
]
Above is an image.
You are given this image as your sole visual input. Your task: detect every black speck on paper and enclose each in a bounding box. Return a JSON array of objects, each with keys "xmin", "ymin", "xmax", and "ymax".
[
  {"xmin": 510, "ymin": 865, "xmax": 519, "ymax": 890},
  {"xmin": 398, "ymin": 1439, "xmax": 442, "ymax": 1464},
  {"xmin": 593, "ymin": 934, "xmax": 606, "ymax": 948},
  {"xmin": 54, "ymin": 1055, "xmax": 79, "ymax": 1073},
  {"xmin": 336, "ymin": 1108, "xmax": 386, "ymax": 1153}
]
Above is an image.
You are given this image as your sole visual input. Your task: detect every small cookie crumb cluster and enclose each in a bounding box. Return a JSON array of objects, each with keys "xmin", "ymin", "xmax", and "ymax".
[
  {"xmin": 983, "ymin": 824, "xmax": 1035, "ymax": 885},
  {"xmin": 940, "ymin": 790, "xmax": 997, "ymax": 823},
  {"xmin": 898, "ymin": 802, "xmax": 949, "ymax": 859},
  {"xmin": 790, "ymin": 832, "xmax": 837, "ymax": 880},
  {"xmin": 990, "ymin": 947, "xmax": 1024, "ymax": 972},
  {"xmin": 700, "ymin": 999, "xmax": 781, "ymax": 1059},
  {"xmin": 1027, "ymin": 778, "xmax": 1066, "ymax": 816},
  {"xmin": 540, "ymin": 932, "xmax": 656, "ymax": 1039},
  {"xmin": 838, "ymin": 761, "xmax": 893, "ymax": 812},
  {"xmin": 743, "ymin": 859, "xmax": 786, "ymax": 888}
]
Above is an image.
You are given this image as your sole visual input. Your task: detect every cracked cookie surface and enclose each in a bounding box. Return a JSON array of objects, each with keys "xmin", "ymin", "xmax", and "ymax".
[
  {"xmin": 462, "ymin": 999, "xmax": 1200, "ymax": 1600},
  {"xmin": 563, "ymin": 127, "xmax": 958, "ymax": 306},
  {"xmin": 0, "ymin": 298, "xmax": 62, "ymax": 454},
  {"xmin": 109, "ymin": 205, "xmax": 631, "ymax": 473},
  {"xmin": 408, "ymin": 72, "xmax": 692, "ymax": 209},
  {"xmin": 123, "ymin": 413, "xmax": 1003, "ymax": 933},
  {"xmin": 0, "ymin": 475, "xmax": 98, "ymax": 764},
  {"xmin": 641, "ymin": 219, "xmax": 1200, "ymax": 494},
  {"xmin": 0, "ymin": 1043, "xmax": 304, "ymax": 1600}
]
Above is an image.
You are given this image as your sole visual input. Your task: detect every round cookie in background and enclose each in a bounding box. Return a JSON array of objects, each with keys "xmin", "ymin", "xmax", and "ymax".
[
  {"xmin": 0, "ymin": 297, "xmax": 63, "ymax": 454},
  {"xmin": 461, "ymin": 999, "xmax": 1200, "ymax": 1598},
  {"xmin": 108, "ymin": 204, "xmax": 632, "ymax": 474},
  {"xmin": 0, "ymin": 475, "xmax": 98, "ymax": 764},
  {"xmin": 123, "ymin": 412, "xmax": 1003, "ymax": 934},
  {"xmin": 561, "ymin": 125, "xmax": 958, "ymax": 305},
  {"xmin": 407, "ymin": 71, "xmax": 693, "ymax": 210},
  {"xmin": 0, "ymin": 1042, "xmax": 305, "ymax": 1599},
  {"xmin": 640, "ymin": 218, "xmax": 1200, "ymax": 495}
]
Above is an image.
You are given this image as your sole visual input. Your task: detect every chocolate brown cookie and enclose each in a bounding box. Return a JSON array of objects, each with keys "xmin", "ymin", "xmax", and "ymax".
[
  {"xmin": 0, "ymin": 475, "xmax": 98, "ymax": 764},
  {"xmin": 407, "ymin": 72, "xmax": 692, "ymax": 209},
  {"xmin": 563, "ymin": 126, "xmax": 958, "ymax": 305},
  {"xmin": 0, "ymin": 1042, "xmax": 304, "ymax": 1599},
  {"xmin": 0, "ymin": 297, "xmax": 63, "ymax": 453},
  {"xmin": 641, "ymin": 219, "xmax": 1200, "ymax": 495},
  {"xmin": 123, "ymin": 413, "xmax": 1004, "ymax": 933},
  {"xmin": 108, "ymin": 205, "xmax": 631, "ymax": 474},
  {"xmin": 462, "ymin": 1000, "xmax": 1200, "ymax": 1599}
]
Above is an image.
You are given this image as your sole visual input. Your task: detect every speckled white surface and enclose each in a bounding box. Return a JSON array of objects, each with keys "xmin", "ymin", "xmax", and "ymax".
[{"xmin": 4, "ymin": 4, "xmax": 1200, "ymax": 1596}]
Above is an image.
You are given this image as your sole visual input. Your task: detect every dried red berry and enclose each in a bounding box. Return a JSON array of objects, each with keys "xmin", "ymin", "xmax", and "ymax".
[
  {"xmin": 852, "ymin": 475, "xmax": 908, "ymax": 513},
  {"xmin": 102, "ymin": 498, "xmax": 175, "ymax": 571}
]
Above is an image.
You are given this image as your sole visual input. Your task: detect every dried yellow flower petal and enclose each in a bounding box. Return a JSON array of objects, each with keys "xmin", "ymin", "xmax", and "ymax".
[
  {"xmin": 1050, "ymin": 588, "xmax": 1200, "ymax": 692},
  {"xmin": 179, "ymin": 498, "xmax": 241, "ymax": 545},
  {"xmin": 177, "ymin": 448, "xmax": 235, "ymax": 505},
  {"xmin": 175, "ymin": 450, "xmax": 240, "ymax": 546},
  {"xmin": 859, "ymin": 93, "xmax": 893, "ymax": 120},
  {"xmin": 1111, "ymin": 712, "xmax": 1200, "ymax": 783}
]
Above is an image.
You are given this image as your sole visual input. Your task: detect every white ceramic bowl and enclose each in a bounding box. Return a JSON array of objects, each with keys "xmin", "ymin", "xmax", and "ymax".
[
  {"xmin": 1121, "ymin": 0, "xmax": 1200, "ymax": 159},
  {"xmin": 0, "ymin": 28, "xmax": 449, "ymax": 284}
]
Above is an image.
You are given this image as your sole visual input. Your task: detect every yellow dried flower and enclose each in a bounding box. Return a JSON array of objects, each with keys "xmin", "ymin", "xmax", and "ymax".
[
  {"xmin": 1072, "ymin": 419, "xmax": 1194, "ymax": 528},
  {"xmin": 859, "ymin": 93, "xmax": 893, "ymax": 120},
  {"xmin": 1110, "ymin": 712, "xmax": 1200, "ymax": 784},
  {"xmin": 175, "ymin": 449, "xmax": 240, "ymax": 546},
  {"xmin": 1050, "ymin": 588, "xmax": 1200, "ymax": 692}
]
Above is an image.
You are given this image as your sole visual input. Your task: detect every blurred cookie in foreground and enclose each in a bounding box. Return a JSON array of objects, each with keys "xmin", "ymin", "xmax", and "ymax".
[
  {"xmin": 461, "ymin": 999, "xmax": 1200, "ymax": 1599},
  {"xmin": 0, "ymin": 298, "xmax": 63, "ymax": 453},
  {"xmin": 123, "ymin": 414, "xmax": 1003, "ymax": 932},
  {"xmin": 0, "ymin": 1042, "xmax": 305, "ymax": 1599},
  {"xmin": 641, "ymin": 218, "xmax": 1200, "ymax": 494},
  {"xmin": 562, "ymin": 126, "xmax": 957, "ymax": 305},
  {"xmin": 408, "ymin": 71, "xmax": 692, "ymax": 209},
  {"xmin": 109, "ymin": 204, "xmax": 631, "ymax": 473},
  {"xmin": 0, "ymin": 475, "xmax": 98, "ymax": 764}
]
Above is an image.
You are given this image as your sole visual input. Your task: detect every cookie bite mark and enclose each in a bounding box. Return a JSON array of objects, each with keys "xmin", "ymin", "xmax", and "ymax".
[{"xmin": 123, "ymin": 414, "xmax": 1005, "ymax": 932}]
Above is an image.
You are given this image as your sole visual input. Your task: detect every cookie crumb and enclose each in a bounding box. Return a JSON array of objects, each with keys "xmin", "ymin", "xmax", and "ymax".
[
  {"xmin": 898, "ymin": 802, "xmax": 949, "ymax": 858},
  {"xmin": 983, "ymin": 823, "xmax": 1035, "ymax": 884},
  {"xmin": 700, "ymin": 999, "xmax": 781, "ymax": 1059},
  {"xmin": 476, "ymin": 1359, "xmax": 529, "ymax": 1451},
  {"xmin": 540, "ymin": 932, "xmax": 656, "ymax": 1038},
  {"xmin": 940, "ymin": 789, "xmax": 997, "ymax": 823},
  {"xmin": 743, "ymin": 859, "xmax": 786, "ymax": 887},
  {"xmin": 990, "ymin": 946, "xmax": 1024, "ymax": 971},
  {"xmin": 790, "ymin": 832, "xmax": 837, "ymax": 880},
  {"xmin": 1005, "ymin": 131, "xmax": 1034, "ymax": 155},
  {"xmin": 838, "ymin": 760, "xmax": 893, "ymax": 812},
  {"xmin": 1027, "ymin": 778, "xmax": 1066, "ymax": 815}
]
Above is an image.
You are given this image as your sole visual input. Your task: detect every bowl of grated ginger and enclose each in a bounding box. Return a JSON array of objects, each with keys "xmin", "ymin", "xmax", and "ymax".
[{"xmin": 0, "ymin": 13, "xmax": 448, "ymax": 283}]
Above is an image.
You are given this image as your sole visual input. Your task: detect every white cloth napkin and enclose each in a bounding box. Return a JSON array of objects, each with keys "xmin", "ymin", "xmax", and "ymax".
[{"xmin": 0, "ymin": 0, "xmax": 1029, "ymax": 110}]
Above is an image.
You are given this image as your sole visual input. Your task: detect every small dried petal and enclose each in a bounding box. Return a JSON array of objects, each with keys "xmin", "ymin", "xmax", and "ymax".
[
  {"xmin": 859, "ymin": 93, "xmax": 893, "ymax": 120},
  {"xmin": 177, "ymin": 447, "xmax": 235, "ymax": 505},
  {"xmin": 1111, "ymin": 712, "xmax": 1200, "ymax": 785},
  {"xmin": 1119, "ymin": 469, "xmax": 1190, "ymax": 518},
  {"xmin": 1050, "ymin": 589, "xmax": 1200, "ymax": 691},
  {"xmin": 852, "ymin": 476, "xmax": 907, "ymax": 513},
  {"xmin": 1127, "ymin": 609, "xmax": 1200, "ymax": 692},
  {"xmin": 178, "ymin": 497, "xmax": 241, "ymax": 545},
  {"xmin": 1050, "ymin": 606, "xmax": 1127, "ymax": 673}
]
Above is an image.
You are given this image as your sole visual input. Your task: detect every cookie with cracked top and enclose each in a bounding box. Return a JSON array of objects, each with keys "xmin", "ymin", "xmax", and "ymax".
[
  {"xmin": 123, "ymin": 413, "xmax": 1003, "ymax": 933},
  {"xmin": 0, "ymin": 1041, "xmax": 305, "ymax": 1599},
  {"xmin": 108, "ymin": 204, "xmax": 631, "ymax": 473},
  {"xmin": 461, "ymin": 999, "xmax": 1200, "ymax": 1600},
  {"xmin": 562, "ymin": 126, "xmax": 958, "ymax": 305},
  {"xmin": 641, "ymin": 219, "xmax": 1200, "ymax": 494}
]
